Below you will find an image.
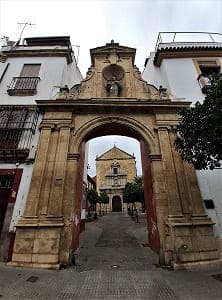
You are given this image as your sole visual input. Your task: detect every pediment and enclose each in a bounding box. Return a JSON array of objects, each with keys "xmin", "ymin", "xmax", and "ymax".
[{"xmin": 96, "ymin": 146, "xmax": 135, "ymax": 161}]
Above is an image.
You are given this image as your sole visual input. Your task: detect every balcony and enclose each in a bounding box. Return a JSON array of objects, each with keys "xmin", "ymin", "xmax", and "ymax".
[
  {"xmin": 153, "ymin": 32, "xmax": 222, "ymax": 67},
  {"xmin": 0, "ymin": 106, "xmax": 38, "ymax": 161},
  {"xmin": 155, "ymin": 32, "xmax": 222, "ymax": 50},
  {"xmin": 7, "ymin": 77, "xmax": 40, "ymax": 96}
]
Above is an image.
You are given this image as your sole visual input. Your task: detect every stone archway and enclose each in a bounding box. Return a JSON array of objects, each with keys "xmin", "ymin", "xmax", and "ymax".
[
  {"xmin": 9, "ymin": 41, "xmax": 219, "ymax": 270},
  {"xmin": 69, "ymin": 116, "xmax": 160, "ymax": 256},
  {"xmin": 112, "ymin": 195, "xmax": 122, "ymax": 212}
]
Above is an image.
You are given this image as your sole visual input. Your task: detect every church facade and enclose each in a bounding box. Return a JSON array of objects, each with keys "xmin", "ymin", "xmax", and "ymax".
[{"xmin": 96, "ymin": 146, "xmax": 136, "ymax": 212}]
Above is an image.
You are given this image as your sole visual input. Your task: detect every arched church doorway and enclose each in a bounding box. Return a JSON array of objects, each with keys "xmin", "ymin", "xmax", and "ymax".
[{"xmin": 112, "ymin": 195, "xmax": 122, "ymax": 212}]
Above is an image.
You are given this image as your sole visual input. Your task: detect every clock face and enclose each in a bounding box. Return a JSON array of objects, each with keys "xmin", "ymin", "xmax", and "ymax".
[{"xmin": 103, "ymin": 65, "xmax": 125, "ymax": 81}]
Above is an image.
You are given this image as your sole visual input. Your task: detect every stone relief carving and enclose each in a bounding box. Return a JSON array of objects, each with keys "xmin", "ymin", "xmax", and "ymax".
[
  {"xmin": 158, "ymin": 85, "xmax": 169, "ymax": 100},
  {"xmin": 68, "ymin": 84, "xmax": 82, "ymax": 99},
  {"xmin": 84, "ymin": 67, "xmax": 94, "ymax": 81}
]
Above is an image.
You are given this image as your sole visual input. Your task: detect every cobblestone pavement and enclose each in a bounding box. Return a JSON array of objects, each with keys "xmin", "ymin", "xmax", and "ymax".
[{"xmin": 0, "ymin": 212, "xmax": 222, "ymax": 299}]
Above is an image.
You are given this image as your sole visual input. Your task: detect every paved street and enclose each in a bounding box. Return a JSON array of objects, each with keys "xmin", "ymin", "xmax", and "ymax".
[{"xmin": 0, "ymin": 212, "xmax": 222, "ymax": 299}]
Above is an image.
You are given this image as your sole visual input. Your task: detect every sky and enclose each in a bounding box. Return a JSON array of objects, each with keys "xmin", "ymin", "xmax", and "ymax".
[{"xmin": 0, "ymin": 0, "xmax": 221, "ymax": 176}]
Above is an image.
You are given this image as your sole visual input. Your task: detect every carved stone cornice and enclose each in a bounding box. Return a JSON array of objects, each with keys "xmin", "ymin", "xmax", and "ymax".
[
  {"xmin": 56, "ymin": 123, "xmax": 74, "ymax": 130},
  {"xmin": 154, "ymin": 125, "xmax": 171, "ymax": 132},
  {"xmin": 154, "ymin": 47, "xmax": 222, "ymax": 67},
  {"xmin": 149, "ymin": 154, "xmax": 162, "ymax": 161},
  {"xmin": 16, "ymin": 216, "xmax": 64, "ymax": 228},
  {"xmin": 2, "ymin": 48, "xmax": 73, "ymax": 64},
  {"xmin": 38, "ymin": 124, "xmax": 55, "ymax": 130},
  {"xmin": 67, "ymin": 153, "xmax": 80, "ymax": 160}
]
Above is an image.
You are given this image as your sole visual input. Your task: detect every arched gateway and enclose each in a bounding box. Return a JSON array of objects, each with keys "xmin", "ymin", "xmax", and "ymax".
[{"xmin": 9, "ymin": 41, "xmax": 218, "ymax": 269}]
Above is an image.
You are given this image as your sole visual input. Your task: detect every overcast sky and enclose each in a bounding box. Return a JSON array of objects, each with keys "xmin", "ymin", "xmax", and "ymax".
[{"xmin": 0, "ymin": 0, "xmax": 221, "ymax": 176}]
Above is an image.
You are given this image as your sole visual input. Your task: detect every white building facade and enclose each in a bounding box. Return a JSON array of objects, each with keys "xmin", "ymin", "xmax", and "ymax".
[
  {"xmin": 143, "ymin": 32, "xmax": 222, "ymax": 252},
  {"xmin": 0, "ymin": 36, "xmax": 82, "ymax": 261}
]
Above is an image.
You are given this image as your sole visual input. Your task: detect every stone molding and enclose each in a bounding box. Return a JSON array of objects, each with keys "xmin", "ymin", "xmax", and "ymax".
[
  {"xmin": 149, "ymin": 154, "xmax": 162, "ymax": 161},
  {"xmin": 67, "ymin": 153, "xmax": 80, "ymax": 160}
]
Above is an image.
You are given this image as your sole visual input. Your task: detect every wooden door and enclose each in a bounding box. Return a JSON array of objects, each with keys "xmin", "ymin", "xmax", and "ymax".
[{"xmin": 112, "ymin": 195, "xmax": 122, "ymax": 212}]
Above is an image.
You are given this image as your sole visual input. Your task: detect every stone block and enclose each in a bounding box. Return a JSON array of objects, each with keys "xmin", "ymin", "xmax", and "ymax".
[
  {"xmin": 194, "ymin": 226, "xmax": 213, "ymax": 235},
  {"xmin": 36, "ymin": 228, "xmax": 60, "ymax": 239},
  {"xmin": 176, "ymin": 252, "xmax": 196, "ymax": 263},
  {"xmin": 31, "ymin": 253, "xmax": 58, "ymax": 264},
  {"xmin": 175, "ymin": 236, "xmax": 193, "ymax": 252},
  {"xmin": 12, "ymin": 253, "xmax": 32, "ymax": 263},
  {"xmin": 175, "ymin": 227, "xmax": 191, "ymax": 237},
  {"xmin": 199, "ymin": 250, "xmax": 219, "ymax": 261},
  {"xmin": 15, "ymin": 229, "xmax": 35, "ymax": 239},
  {"xmin": 197, "ymin": 236, "xmax": 217, "ymax": 251},
  {"xmin": 33, "ymin": 236, "xmax": 59, "ymax": 254},
  {"xmin": 13, "ymin": 238, "xmax": 34, "ymax": 253}
]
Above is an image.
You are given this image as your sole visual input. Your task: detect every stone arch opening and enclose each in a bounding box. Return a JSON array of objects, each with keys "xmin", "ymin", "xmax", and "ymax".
[{"xmin": 72, "ymin": 118, "xmax": 160, "ymax": 257}]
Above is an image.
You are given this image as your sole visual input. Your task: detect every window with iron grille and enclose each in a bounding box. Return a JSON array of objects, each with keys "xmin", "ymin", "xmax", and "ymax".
[{"xmin": 0, "ymin": 106, "xmax": 38, "ymax": 159}]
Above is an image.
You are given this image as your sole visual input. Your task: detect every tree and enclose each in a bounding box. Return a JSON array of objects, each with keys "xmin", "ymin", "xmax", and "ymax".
[
  {"xmin": 123, "ymin": 176, "xmax": 144, "ymax": 212},
  {"xmin": 175, "ymin": 74, "xmax": 222, "ymax": 170},
  {"xmin": 100, "ymin": 191, "xmax": 109, "ymax": 214},
  {"xmin": 86, "ymin": 189, "xmax": 99, "ymax": 212}
]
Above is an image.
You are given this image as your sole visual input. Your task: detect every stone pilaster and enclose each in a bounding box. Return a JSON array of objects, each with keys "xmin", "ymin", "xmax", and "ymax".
[
  {"xmin": 9, "ymin": 116, "xmax": 73, "ymax": 269},
  {"xmin": 159, "ymin": 127, "xmax": 219, "ymax": 267},
  {"xmin": 48, "ymin": 124, "xmax": 72, "ymax": 217},
  {"xmin": 59, "ymin": 153, "xmax": 80, "ymax": 265},
  {"xmin": 149, "ymin": 154, "xmax": 169, "ymax": 263},
  {"xmin": 156, "ymin": 126, "xmax": 183, "ymax": 218},
  {"xmin": 23, "ymin": 124, "xmax": 54, "ymax": 218}
]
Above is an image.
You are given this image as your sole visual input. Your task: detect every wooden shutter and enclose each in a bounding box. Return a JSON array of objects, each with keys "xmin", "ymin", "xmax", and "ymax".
[{"xmin": 20, "ymin": 64, "xmax": 41, "ymax": 77}]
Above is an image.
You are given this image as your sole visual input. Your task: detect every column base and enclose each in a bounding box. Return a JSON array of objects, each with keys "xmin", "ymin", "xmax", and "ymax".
[
  {"xmin": 7, "ymin": 261, "xmax": 60, "ymax": 270},
  {"xmin": 164, "ymin": 215, "xmax": 219, "ymax": 266},
  {"xmin": 173, "ymin": 258, "xmax": 222, "ymax": 270},
  {"xmin": 10, "ymin": 217, "xmax": 65, "ymax": 269}
]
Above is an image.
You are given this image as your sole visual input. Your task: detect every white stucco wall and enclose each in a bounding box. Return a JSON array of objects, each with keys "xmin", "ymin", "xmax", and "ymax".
[
  {"xmin": 197, "ymin": 169, "xmax": 222, "ymax": 238},
  {"xmin": 0, "ymin": 45, "xmax": 83, "ymax": 232},
  {"xmin": 143, "ymin": 49, "xmax": 222, "ymax": 238},
  {"xmin": 0, "ymin": 56, "xmax": 82, "ymax": 105},
  {"xmin": 143, "ymin": 52, "xmax": 170, "ymax": 92},
  {"xmin": 160, "ymin": 58, "xmax": 205, "ymax": 103}
]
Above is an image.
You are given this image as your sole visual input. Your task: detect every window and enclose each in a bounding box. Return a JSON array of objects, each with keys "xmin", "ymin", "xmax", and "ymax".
[
  {"xmin": 204, "ymin": 199, "xmax": 215, "ymax": 209},
  {"xmin": 20, "ymin": 64, "xmax": 41, "ymax": 77},
  {"xmin": 7, "ymin": 64, "xmax": 41, "ymax": 96},
  {"xmin": 111, "ymin": 162, "xmax": 120, "ymax": 174},
  {"xmin": 113, "ymin": 167, "xmax": 118, "ymax": 174},
  {"xmin": 193, "ymin": 59, "xmax": 221, "ymax": 93},
  {"xmin": 0, "ymin": 106, "xmax": 38, "ymax": 159}
]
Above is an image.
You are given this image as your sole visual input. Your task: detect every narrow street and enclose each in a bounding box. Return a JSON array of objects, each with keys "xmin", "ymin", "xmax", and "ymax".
[
  {"xmin": 0, "ymin": 212, "xmax": 222, "ymax": 299},
  {"xmin": 75, "ymin": 212, "xmax": 158, "ymax": 272}
]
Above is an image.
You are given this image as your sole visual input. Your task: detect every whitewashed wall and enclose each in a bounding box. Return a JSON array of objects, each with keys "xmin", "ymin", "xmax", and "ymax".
[
  {"xmin": 0, "ymin": 56, "xmax": 82, "ymax": 105},
  {"xmin": 0, "ymin": 47, "xmax": 83, "ymax": 232},
  {"xmin": 143, "ymin": 51, "xmax": 222, "ymax": 238}
]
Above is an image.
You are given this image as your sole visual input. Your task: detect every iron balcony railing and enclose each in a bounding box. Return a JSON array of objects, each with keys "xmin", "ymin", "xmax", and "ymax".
[
  {"xmin": 7, "ymin": 77, "xmax": 40, "ymax": 95},
  {"xmin": 0, "ymin": 106, "xmax": 39, "ymax": 160},
  {"xmin": 155, "ymin": 32, "xmax": 222, "ymax": 50}
]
